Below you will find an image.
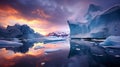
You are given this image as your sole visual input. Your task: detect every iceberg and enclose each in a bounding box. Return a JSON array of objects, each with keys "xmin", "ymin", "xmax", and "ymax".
[
  {"xmin": 45, "ymin": 49, "xmax": 61, "ymax": 53},
  {"xmin": 68, "ymin": 5, "xmax": 120, "ymax": 38},
  {"xmin": 34, "ymin": 46, "xmax": 45, "ymax": 50},
  {"xmin": 68, "ymin": 21, "xmax": 90, "ymax": 38},
  {"xmin": 99, "ymin": 36, "xmax": 120, "ymax": 48}
]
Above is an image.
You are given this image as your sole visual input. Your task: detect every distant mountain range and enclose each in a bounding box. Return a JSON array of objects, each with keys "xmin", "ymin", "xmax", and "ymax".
[
  {"xmin": 46, "ymin": 32, "xmax": 68, "ymax": 37},
  {"xmin": 0, "ymin": 24, "xmax": 43, "ymax": 39}
]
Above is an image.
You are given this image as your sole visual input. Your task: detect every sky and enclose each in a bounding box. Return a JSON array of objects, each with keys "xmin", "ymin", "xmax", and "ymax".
[
  {"xmin": 0, "ymin": 0, "xmax": 120, "ymax": 67},
  {"xmin": 0, "ymin": 0, "xmax": 120, "ymax": 35}
]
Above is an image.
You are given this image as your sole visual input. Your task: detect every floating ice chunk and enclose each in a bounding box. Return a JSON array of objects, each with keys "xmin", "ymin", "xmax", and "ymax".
[
  {"xmin": 99, "ymin": 36, "xmax": 120, "ymax": 48},
  {"xmin": 41, "ymin": 62, "xmax": 45, "ymax": 66},
  {"xmin": 34, "ymin": 46, "xmax": 45, "ymax": 50},
  {"xmin": 109, "ymin": 50, "xmax": 114, "ymax": 53},
  {"xmin": 115, "ymin": 55, "xmax": 120, "ymax": 57},
  {"xmin": 76, "ymin": 48, "xmax": 80, "ymax": 51},
  {"xmin": 92, "ymin": 54, "xmax": 104, "ymax": 57},
  {"xmin": 45, "ymin": 49, "xmax": 61, "ymax": 53}
]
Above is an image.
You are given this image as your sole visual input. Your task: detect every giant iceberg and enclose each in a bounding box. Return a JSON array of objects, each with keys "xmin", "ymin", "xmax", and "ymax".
[{"xmin": 68, "ymin": 5, "xmax": 120, "ymax": 38}]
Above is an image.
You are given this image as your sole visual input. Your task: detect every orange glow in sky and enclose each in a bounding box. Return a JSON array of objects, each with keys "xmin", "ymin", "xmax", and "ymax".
[{"xmin": 0, "ymin": 6, "xmax": 60, "ymax": 35}]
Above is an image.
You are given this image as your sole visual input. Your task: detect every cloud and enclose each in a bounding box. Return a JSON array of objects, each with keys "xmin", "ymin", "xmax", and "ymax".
[
  {"xmin": 0, "ymin": 0, "xmax": 74, "ymax": 34},
  {"xmin": 0, "ymin": 0, "xmax": 73, "ymax": 25},
  {"xmin": 0, "ymin": 0, "xmax": 119, "ymax": 34},
  {"xmin": 0, "ymin": 5, "xmax": 52, "ymax": 35}
]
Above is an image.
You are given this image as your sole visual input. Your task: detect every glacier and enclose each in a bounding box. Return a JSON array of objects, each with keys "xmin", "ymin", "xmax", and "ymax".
[{"xmin": 68, "ymin": 5, "xmax": 120, "ymax": 38}]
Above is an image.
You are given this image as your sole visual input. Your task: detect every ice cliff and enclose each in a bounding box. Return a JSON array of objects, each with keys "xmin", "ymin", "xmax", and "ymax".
[{"xmin": 68, "ymin": 5, "xmax": 120, "ymax": 38}]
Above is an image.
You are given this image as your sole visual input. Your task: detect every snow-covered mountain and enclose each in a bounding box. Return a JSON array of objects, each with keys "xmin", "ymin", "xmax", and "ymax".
[
  {"xmin": 0, "ymin": 24, "xmax": 43, "ymax": 39},
  {"xmin": 47, "ymin": 32, "xmax": 68, "ymax": 37}
]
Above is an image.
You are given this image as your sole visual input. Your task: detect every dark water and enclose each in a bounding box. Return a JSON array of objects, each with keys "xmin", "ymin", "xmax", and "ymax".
[{"xmin": 0, "ymin": 39, "xmax": 120, "ymax": 67}]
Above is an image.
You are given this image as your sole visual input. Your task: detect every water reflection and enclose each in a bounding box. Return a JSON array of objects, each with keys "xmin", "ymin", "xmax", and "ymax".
[
  {"xmin": 0, "ymin": 40, "xmax": 70, "ymax": 67},
  {"xmin": 1, "ymin": 39, "xmax": 120, "ymax": 67},
  {"xmin": 68, "ymin": 39, "xmax": 120, "ymax": 67},
  {"xmin": 6, "ymin": 41, "xmax": 35, "ymax": 53}
]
